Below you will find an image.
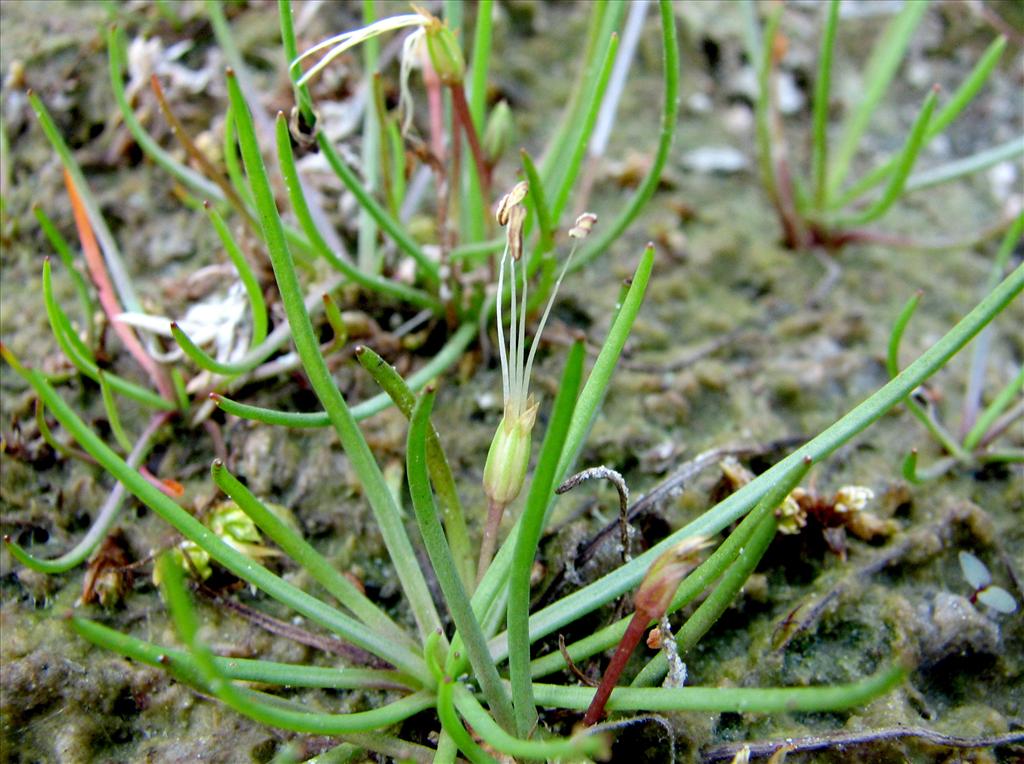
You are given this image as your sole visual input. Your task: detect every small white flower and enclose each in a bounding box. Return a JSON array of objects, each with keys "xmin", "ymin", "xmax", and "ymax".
[{"xmin": 833, "ymin": 485, "xmax": 874, "ymax": 514}]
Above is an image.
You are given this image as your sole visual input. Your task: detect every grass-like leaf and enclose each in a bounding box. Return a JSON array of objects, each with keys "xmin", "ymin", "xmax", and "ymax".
[
  {"xmin": 227, "ymin": 69, "xmax": 444, "ymax": 643},
  {"xmin": 532, "ymin": 664, "xmax": 906, "ymax": 713},
  {"xmin": 41, "ymin": 259, "xmax": 175, "ymax": 411},
  {"xmin": 157, "ymin": 553, "xmax": 433, "ymax": 733},
  {"xmin": 274, "ymin": 115, "xmax": 441, "ymax": 311},
  {"xmin": 843, "ymin": 86, "xmax": 939, "ymax": 226},
  {"xmin": 356, "ymin": 345, "xmax": 473, "ymax": 588},
  {"xmin": 2, "ymin": 352, "xmax": 431, "ymax": 681},
  {"xmin": 210, "ymin": 459, "xmax": 416, "ymax": 648},
  {"xmin": 33, "ymin": 205, "xmax": 95, "ymax": 346},
  {"xmin": 831, "ymin": 35, "xmax": 1008, "ymax": 209},
  {"xmin": 827, "ymin": 0, "xmax": 928, "ymax": 196},
  {"xmin": 811, "ymin": 0, "xmax": 840, "ymax": 210},
  {"xmin": 407, "ymin": 387, "xmax": 516, "ymax": 732},
  {"xmin": 507, "ymin": 340, "xmax": 584, "ymax": 735}
]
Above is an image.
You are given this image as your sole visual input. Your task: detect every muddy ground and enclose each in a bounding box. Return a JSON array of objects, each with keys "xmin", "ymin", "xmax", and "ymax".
[{"xmin": 1, "ymin": 1, "xmax": 1022, "ymax": 762}]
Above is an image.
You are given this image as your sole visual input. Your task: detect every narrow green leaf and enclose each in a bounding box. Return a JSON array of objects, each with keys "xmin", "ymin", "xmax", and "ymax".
[
  {"xmin": 34, "ymin": 205, "xmax": 95, "ymax": 345},
  {"xmin": 5, "ymin": 405, "xmax": 164, "ymax": 574},
  {"xmin": 73, "ymin": 616, "xmax": 410, "ymax": 690},
  {"xmin": 531, "ymin": 664, "xmax": 906, "ymax": 713},
  {"xmin": 963, "ymin": 365, "xmax": 1024, "ymax": 452},
  {"xmin": 488, "ymin": 263, "xmax": 1024, "ymax": 665},
  {"xmin": 634, "ymin": 459, "xmax": 813, "ymax": 687},
  {"xmin": 158, "ymin": 553, "xmax": 432, "ymax": 733},
  {"xmin": 902, "ymin": 449, "xmax": 922, "ymax": 484},
  {"xmin": 831, "ymin": 35, "xmax": 1008, "ymax": 209},
  {"xmin": 211, "ymin": 459, "xmax": 416, "ymax": 647},
  {"xmin": 97, "ymin": 370, "xmax": 133, "ymax": 453},
  {"xmin": 107, "ymin": 25, "xmax": 224, "ymax": 202},
  {"xmin": 42, "ymin": 260, "xmax": 175, "ymax": 411},
  {"xmin": 540, "ymin": 1, "xmax": 624, "ymax": 188},
  {"xmin": 316, "ymin": 131, "xmax": 439, "ymax": 287},
  {"xmin": 275, "ymin": 115, "xmax": 441, "ymax": 311},
  {"xmin": 844, "ymin": 87, "xmax": 939, "ymax": 226},
  {"xmin": 170, "ymin": 322, "xmax": 256, "ymax": 377},
  {"xmin": 887, "ymin": 290, "xmax": 967, "ymax": 458},
  {"xmin": 407, "ymin": 388, "xmax": 515, "ymax": 732},
  {"xmin": 278, "ymin": 0, "xmax": 316, "ymax": 128},
  {"xmin": 205, "ymin": 202, "xmax": 267, "ymax": 346},
  {"xmin": 754, "ymin": 3, "xmax": 785, "ymax": 211},
  {"xmin": 356, "ymin": 346, "xmax": 473, "ymax": 589},
  {"xmin": 550, "ymin": 32, "xmax": 619, "ymax": 225},
  {"xmin": 227, "ymin": 70, "xmax": 443, "ymax": 643},
  {"xmin": 507, "ymin": 340, "xmax": 584, "ymax": 736},
  {"xmin": 903, "ymin": 136, "xmax": 1024, "ymax": 195},
  {"xmin": 222, "ymin": 105, "xmax": 256, "ymax": 212},
  {"xmin": 211, "ymin": 320, "xmax": 478, "ymax": 427},
  {"xmin": 811, "ymin": 0, "xmax": 840, "ymax": 210},
  {"xmin": 5, "ymin": 359, "xmax": 430, "ymax": 682},
  {"xmin": 827, "ymin": 0, "xmax": 928, "ymax": 195},
  {"xmin": 29, "ymin": 90, "xmax": 141, "ymax": 314},
  {"xmin": 520, "ymin": 149, "xmax": 554, "ymax": 249},
  {"xmin": 453, "ymin": 688, "xmax": 606, "ymax": 760},
  {"xmin": 575, "ymin": 0, "xmax": 680, "ymax": 270}
]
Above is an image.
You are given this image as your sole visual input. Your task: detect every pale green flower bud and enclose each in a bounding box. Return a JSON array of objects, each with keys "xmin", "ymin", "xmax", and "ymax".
[
  {"xmin": 483, "ymin": 100, "xmax": 514, "ymax": 164},
  {"xmin": 482, "ymin": 400, "xmax": 538, "ymax": 506},
  {"xmin": 423, "ymin": 17, "xmax": 465, "ymax": 85}
]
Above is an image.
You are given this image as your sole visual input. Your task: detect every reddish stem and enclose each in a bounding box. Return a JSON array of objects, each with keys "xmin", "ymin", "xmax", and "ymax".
[
  {"xmin": 477, "ymin": 497, "xmax": 506, "ymax": 583},
  {"xmin": 582, "ymin": 609, "xmax": 651, "ymax": 726},
  {"xmin": 64, "ymin": 171, "xmax": 174, "ymax": 402},
  {"xmin": 449, "ymin": 84, "xmax": 491, "ymax": 202},
  {"xmin": 422, "ymin": 56, "xmax": 446, "ymax": 165}
]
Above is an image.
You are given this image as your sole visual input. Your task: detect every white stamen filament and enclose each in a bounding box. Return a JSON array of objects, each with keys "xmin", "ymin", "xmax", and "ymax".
[
  {"xmin": 496, "ymin": 242, "xmax": 511, "ymax": 404},
  {"xmin": 516, "ymin": 247, "xmax": 528, "ymax": 410},
  {"xmin": 494, "ymin": 184, "xmax": 592, "ymax": 425},
  {"xmin": 294, "ymin": 13, "xmax": 426, "ymax": 87},
  {"xmin": 508, "ymin": 248, "xmax": 520, "ymax": 412},
  {"xmin": 498, "ymin": 240, "xmax": 582, "ymax": 422},
  {"xmin": 522, "ymin": 241, "xmax": 580, "ymax": 396}
]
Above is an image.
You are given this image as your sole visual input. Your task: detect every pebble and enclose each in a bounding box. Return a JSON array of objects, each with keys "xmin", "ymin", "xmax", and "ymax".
[{"xmin": 681, "ymin": 146, "xmax": 749, "ymax": 175}]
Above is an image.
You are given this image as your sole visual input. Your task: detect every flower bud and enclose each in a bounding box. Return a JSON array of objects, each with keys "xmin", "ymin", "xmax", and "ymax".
[
  {"xmin": 482, "ymin": 400, "xmax": 539, "ymax": 506},
  {"xmin": 633, "ymin": 536, "xmax": 711, "ymax": 619},
  {"xmin": 423, "ymin": 17, "xmax": 465, "ymax": 85},
  {"xmin": 483, "ymin": 100, "xmax": 514, "ymax": 164}
]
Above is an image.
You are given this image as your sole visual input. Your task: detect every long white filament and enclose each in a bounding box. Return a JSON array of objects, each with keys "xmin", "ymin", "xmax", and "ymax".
[
  {"xmin": 515, "ymin": 250, "xmax": 529, "ymax": 412},
  {"xmin": 496, "ymin": 244, "xmax": 511, "ymax": 405},
  {"xmin": 294, "ymin": 14, "xmax": 425, "ymax": 87},
  {"xmin": 508, "ymin": 253, "xmax": 519, "ymax": 415},
  {"xmin": 522, "ymin": 243, "xmax": 579, "ymax": 394}
]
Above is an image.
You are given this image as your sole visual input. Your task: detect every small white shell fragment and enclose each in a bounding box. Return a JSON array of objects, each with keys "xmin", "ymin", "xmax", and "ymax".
[
  {"xmin": 958, "ymin": 551, "xmax": 992, "ymax": 590},
  {"xmin": 977, "ymin": 586, "xmax": 1018, "ymax": 615}
]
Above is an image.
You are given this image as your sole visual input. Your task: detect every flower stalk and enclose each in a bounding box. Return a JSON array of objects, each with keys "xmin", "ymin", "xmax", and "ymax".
[{"xmin": 478, "ymin": 182, "xmax": 597, "ymax": 579}]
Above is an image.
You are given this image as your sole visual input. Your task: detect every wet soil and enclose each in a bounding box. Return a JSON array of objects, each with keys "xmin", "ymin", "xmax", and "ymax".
[{"xmin": 1, "ymin": 2, "xmax": 1021, "ymax": 762}]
